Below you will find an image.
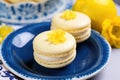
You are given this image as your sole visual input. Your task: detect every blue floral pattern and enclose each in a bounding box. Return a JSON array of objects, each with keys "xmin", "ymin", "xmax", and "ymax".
[
  {"xmin": 0, "ymin": 60, "xmax": 17, "ymax": 80},
  {"xmin": 0, "ymin": 2, "xmax": 11, "ymax": 19},
  {"xmin": 16, "ymin": 3, "xmax": 38, "ymax": 20},
  {"xmin": 44, "ymin": 0, "xmax": 61, "ymax": 14},
  {"xmin": 0, "ymin": 0, "xmax": 74, "ymax": 24}
]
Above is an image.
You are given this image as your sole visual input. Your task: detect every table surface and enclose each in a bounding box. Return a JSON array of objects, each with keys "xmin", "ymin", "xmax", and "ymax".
[
  {"xmin": 0, "ymin": 1, "xmax": 120, "ymax": 80},
  {"xmin": 89, "ymin": 49, "xmax": 120, "ymax": 80}
]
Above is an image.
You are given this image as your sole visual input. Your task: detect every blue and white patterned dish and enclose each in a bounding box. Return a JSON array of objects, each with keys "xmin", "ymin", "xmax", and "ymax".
[
  {"xmin": 0, "ymin": 22, "xmax": 111, "ymax": 80},
  {"xmin": 0, "ymin": 0, "xmax": 74, "ymax": 25}
]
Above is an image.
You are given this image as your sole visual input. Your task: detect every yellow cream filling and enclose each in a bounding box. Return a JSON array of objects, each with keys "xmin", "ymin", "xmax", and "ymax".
[
  {"xmin": 47, "ymin": 29, "xmax": 66, "ymax": 44},
  {"xmin": 61, "ymin": 10, "xmax": 77, "ymax": 20}
]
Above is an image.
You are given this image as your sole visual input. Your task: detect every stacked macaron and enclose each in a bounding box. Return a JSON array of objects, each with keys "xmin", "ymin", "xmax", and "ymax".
[
  {"xmin": 33, "ymin": 30, "xmax": 76, "ymax": 68},
  {"xmin": 51, "ymin": 10, "xmax": 91, "ymax": 43}
]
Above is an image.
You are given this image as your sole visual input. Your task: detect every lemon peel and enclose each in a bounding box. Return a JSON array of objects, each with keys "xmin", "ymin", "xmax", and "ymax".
[
  {"xmin": 61, "ymin": 10, "xmax": 76, "ymax": 20},
  {"xmin": 47, "ymin": 29, "xmax": 66, "ymax": 44},
  {"xmin": 101, "ymin": 16, "xmax": 120, "ymax": 48},
  {"xmin": 0, "ymin": 25, "xmax": 13, "ymax": 44}
]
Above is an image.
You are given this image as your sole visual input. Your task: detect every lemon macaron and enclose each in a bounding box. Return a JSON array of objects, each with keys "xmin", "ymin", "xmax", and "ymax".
[
  {"xmin": 33, "ymin": 29, "xmax": 76, "ymax": 68},
  {"xmin": 51, "ymin": 10, "xmax": 91, "ymax": 43}
]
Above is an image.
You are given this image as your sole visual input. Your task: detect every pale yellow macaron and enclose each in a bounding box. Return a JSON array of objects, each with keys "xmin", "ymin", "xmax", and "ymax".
[
  {"xmin": 33, "ymin": 29, "xmax": 76, "ymax": 68},
  {"xmin": 51, "ymin": 10, "xmax": 91, "ymax": 43}
]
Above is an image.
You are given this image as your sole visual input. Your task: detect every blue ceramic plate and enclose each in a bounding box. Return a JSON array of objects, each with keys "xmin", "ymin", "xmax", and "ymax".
[{"xmin": 0, "ymin": 22, "xmax": 111, "ymax": 80}]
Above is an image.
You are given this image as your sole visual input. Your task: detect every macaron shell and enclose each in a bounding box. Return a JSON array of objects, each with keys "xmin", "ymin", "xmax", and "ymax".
[
  {"xmin": 34, "ymin": 49, "xmax": 75, "ymax": 64},
  {"xmin": 75, "ymin": 28, "xmax": 91, "ymax": 38},
  {"xmin": 51, "ymin": 11, "xmax": 91, "ymax": 43},
  {"xmin": 51, "ymin": 24, "xmax": 90, "ymax": 36},
  {"xmin": 34, "ymin": 50, "xmax": 76, "ymax": 68},
  {"xmin": 34, "ymin": 45, "xmax": 76, "ymax": 58},
  {"xmin": 33, "ymin": 31, "xmax": 76, "ymax": 56},
  {"xmin": 69, "ymin": 25, "xmax": 91, "ymax": 37},
  {"xmin": 51, "ymin": 12, "xmax": 91, "ymax": 30},
  {"xmin": 76, "ymin": 30, "xmax": 91, "ymax": 43}
]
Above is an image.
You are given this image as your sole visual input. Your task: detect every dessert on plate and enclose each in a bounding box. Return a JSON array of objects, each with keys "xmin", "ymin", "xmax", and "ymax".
[
  {"xmin": 33, "ymin": 29, "xmax": 76, "ymax": 68},
  {"xmin": 51, "ymin": 10, "xmax": 91, "ymax": 43}
]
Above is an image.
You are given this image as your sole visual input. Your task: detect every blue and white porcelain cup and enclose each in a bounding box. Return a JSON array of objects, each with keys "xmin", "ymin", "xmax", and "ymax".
[{"xmin": 0, "ymin": 0, "xmax": 74, "ymax": 25}]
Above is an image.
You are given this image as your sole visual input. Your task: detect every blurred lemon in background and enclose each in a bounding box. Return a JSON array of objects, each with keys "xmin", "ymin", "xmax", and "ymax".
[{"xmin": 73, "ymin": 0, "xmax": 117, "ymax": 33}]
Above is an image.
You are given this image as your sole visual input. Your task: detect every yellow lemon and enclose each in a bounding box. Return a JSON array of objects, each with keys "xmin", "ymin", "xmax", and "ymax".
[{"xmin": 73, "ymin": 0, "xmax": 117, "ymax": 33}]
